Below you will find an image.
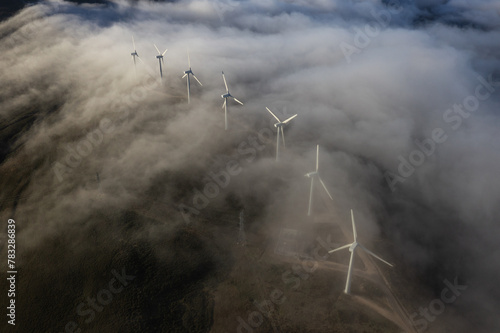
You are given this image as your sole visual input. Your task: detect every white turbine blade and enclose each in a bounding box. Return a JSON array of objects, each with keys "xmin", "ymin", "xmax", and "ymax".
[
  {"xmin": 222, "ymin": 71, "xmax": 228, "ymax": 92},
  {"xmin": 154, "ymin": 43, "xmax": 161, "ymax": 55},
  {"xmin": 283, "ymin": 114, "xmax": 298, "ymax": 124},
  {"xmin": 281, "ymin": 127, "xmax": 285, "ymax": 147},
  {"xmin": 132, "ymin": 35, "xmax": 136, "ymax": 51},
  {"xmin": 351, "ymin": 209, "xmax": 357, "ymax": 241},
  {"xmin": 222, "ymin": 99, "xmax": 226, "ymax": 109},
  {"xmin": 266, "ymin": 107, "xmax": 280, "ymax": 122},
  {"xmin": 318, "ymin": 176, "xmax": 333, "ymax": 200},
  {"xmin": 328, "ymin": 243, "xmax": 351, "ymax": 254},
  {"xmin": 232, "ymin": 97, "xmax": 244, "ymax": 105},
  {"xmin": 192, "ymin": 74, "xmax": 203, "ymax": 86},
  {"xmin": 316, "ymin": 144, "xmax": 319, "ymax": 172},
  {"xmin": 182, "ymin": 73, "xmax": 187, "ymax": 79},
  {"xmin": 187, "ymin": 50, "xmax": 191, "ymax": 67},
  {"xmin": 137, "ymin": 56, "xmax": 145, "ymax": 64},
  {"xmin": 162, "ymin": 48, "xmax": 168, "ymax": 56},
  {"xmin": 358, "ymin": 244, "xmax": 393, "ymax": 267}
]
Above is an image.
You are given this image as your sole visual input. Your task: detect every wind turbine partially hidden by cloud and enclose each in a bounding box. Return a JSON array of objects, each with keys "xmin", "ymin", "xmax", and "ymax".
[
  {"xmin": 130, "ymin": 36, "xmax": 142, "ymax": 72},
  {"xmin": 154, "ymin": 43, "xmax": 168, "ymax": 79},
  {"xmin": 266, "ymin": 107, "xmax": 297, "ymax": 161},
  {"xmin": 182, "ymin": 51, "xmax": 202, "ymax": 104},
  {"xmin": 221, "ymin": 71, "xmax": 243, "ymax": 130},
  {"xmin": 328, "ymin": 209, "xmax": 393, "ymax": 294},
  {"xmin": 305, "ymin": 145, "xmax": 333, "ymax": 216}
]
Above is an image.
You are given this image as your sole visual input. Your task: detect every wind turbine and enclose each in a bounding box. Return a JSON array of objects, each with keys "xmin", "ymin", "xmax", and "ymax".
[
  {"xmin": 305, "ymin": 145, "xmax": 333, "ymax": 216},
  {"xmin": 130, "ymin": 36, "xmax": 142, "ymax": 71},
  {"xmin": 328, "ymin": 209, "xmax": 393, "ymax": 294},
  {"xmin": 154, "ymin": 43, "xmax": 168, "ymax": 79},
  {"xmin": 266, "ymin": 107, "xmax": 297, "ymax": 161},
  {"xmin": 182, "ymin": 52, "xmax": 202, "ymax": 104},
  {"xmin": 221, "ymin": 71, "xmax": 243, "ymax": 130}
]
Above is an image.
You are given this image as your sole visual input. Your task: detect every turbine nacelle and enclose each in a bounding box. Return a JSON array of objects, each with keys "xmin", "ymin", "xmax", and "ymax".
[
  {"xmin": 305, "ymin": 171, "xmax": 317, "ymax": 178},
  {"xmin": 131, "ymin": 51, "xmax": 138, "ymax": 57},
  {"xmin": 222, "ymin": 92, "xmax": 232, "ymax": 99}
]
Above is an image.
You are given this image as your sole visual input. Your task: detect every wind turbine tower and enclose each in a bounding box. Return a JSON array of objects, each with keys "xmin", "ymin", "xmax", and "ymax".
[{"xmin": 328, "ymin": 210, "xmax": 393, "ymax": 294}]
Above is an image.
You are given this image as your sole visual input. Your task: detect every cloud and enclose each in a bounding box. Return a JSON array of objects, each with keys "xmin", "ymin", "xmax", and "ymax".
[{"xmin": 0, "ymin": 0, "xmax": 499, "ymax": 331}]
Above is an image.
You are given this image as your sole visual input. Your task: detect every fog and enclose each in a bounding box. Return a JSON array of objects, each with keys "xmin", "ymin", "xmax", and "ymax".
[{"xmin": 1, "ymin": 0, "xmax": 499, "ymax": 332}]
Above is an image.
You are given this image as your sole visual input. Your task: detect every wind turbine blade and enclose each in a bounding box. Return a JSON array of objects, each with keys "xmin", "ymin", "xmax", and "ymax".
[
  {"xmin": 222, "ymin": 71, "xmax": 228, "ymax": 92},
  {"xmin": 137, "ymin": 56, "xmax": 145, "ymax": 64},
  {"xmin": 233, "ymin": 97, "xmax": 244, "ymax": 105},
  {"xmin": 316, "ymin": 144, "xmax": 319, "ymax": 172},
  {"xmin": 192, "ymin": 74, "xmax": 203, "ymax": 86},
  {"xmin": 187, "ymin": 50, "xmax": 191, "ymax": 67},
  {"xmin": 222, "ymin": 99, "xmax": 226, "ymax": 109},
  {"xmin": 351, "ymin": 209, "xmax": 357, "ymax": 241},
  {"xmin": 318, "ymin": 177, "xmax": 333, "ymax": 200},
  {"xmin": 182, "ymin": 73, "xmax": 187, "ymax": 79},
  {"xmin": 266, "ymin": 107, "xmax": 281, "ymax": 122},
  {"xmin": 283, "ymin": 114, "xmax": 298, "ymax": 124},
  {"xmin": 281, "ymin": 127, "xmax": 285, "ymax": 147},
  {"xmin": 154, "ymin": 43, "xmax": 161, "ymax": 54},
  {"xmin": 162, "ymin": 49, "xmax": 168, "ymax": 56},
  {"xmin": 132, "ymin": 35, "xmax": 136, "ymax": 51},
  {"xmin": 358, "ymin": 244, "xmax": 393, "ymax": 267},
  {"xmin": 328, "ymin": 243, "xmax": 351, "ymax": 254}
]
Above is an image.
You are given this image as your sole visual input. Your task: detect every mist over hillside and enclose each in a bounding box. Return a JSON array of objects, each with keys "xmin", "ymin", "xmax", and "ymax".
[{"xmin": 1, "ymin": 1, "xmax": 499, "ymax": 332}]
